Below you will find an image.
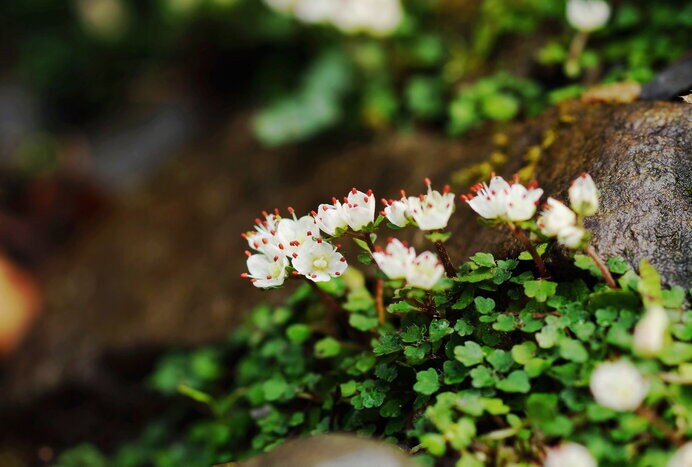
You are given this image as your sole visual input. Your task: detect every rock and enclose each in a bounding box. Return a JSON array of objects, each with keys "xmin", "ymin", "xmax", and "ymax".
[
  {"xmin": 230, "ymin": 434, "xmax": 416, "ymax": 467},
  {"xmin": 641, "ymin": 57, "xmax": 692, "ymax": 101}
]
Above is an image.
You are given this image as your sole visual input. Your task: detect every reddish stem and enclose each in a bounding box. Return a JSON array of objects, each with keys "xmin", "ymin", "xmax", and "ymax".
[
  {"xmin": 636, "ymin": 406, "xmax": 683, "ymax": 447},
  {"xmin": 585, "ymin": 244, "xmax": 617, "ymax": 289},
  {"xmin": 507, "ymin": 223, "xmax": 549, "ymax": 279},
  {"xmin": 375, "ymin": 278, "xmax": 385, "ymax": 325},
  {"xmin": 434, "ymin": 240, "xmax": 456, "ymax": 278}
]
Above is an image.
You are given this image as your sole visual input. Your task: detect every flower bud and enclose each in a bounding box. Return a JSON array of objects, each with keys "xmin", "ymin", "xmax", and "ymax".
[
  {"xmin": 569, "ymin": 173, "xmax": 599, "ymax": 216},
  {"xmin": 633, "ymin": 305, "xmax": 669, "ymax": 356},
  {"xmin": 566, "ymin": 0, "xmax": 611, "ymax": 33},
  {"xmin": 544, "ymin": 442, "xmax": 596, "ymax": 467},
  {"xmin": 589, "ymin": 360, "xmax": 648, "ymax": 411}
]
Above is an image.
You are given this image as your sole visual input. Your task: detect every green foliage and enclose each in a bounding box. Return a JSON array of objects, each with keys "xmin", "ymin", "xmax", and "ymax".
[{"xmin": 62, "ymin": 254, "xmax": 690, "ymax": 466}]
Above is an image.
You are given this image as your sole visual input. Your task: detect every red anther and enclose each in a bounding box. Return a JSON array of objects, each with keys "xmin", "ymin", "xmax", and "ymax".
[
  {"xmin": 402, "ymin": 240, "xmax": 409, "ymax": 246},
  {"xmin": 266, "ymin": 275, "xmax": 272, "ymax": 280},
  {"xmin": 379, "ymin": 211, "xmax": 386, "ymax": 216},
  {"xmin": 419, "ymin": 194, "xmax": 425, "ymax": 201},
  {"xmin": 491, "ymin": 190, "xmax": 496, "ymax": 195},
  {"xmin": 363, "ymin": 196, "xmax": 369, "ymax": 203},
  {"xmin": 261, "ymin": 210, "xmax": 268, "ymax": 217},
  {"xmin": 255, "ymin": 218, "xmax": 261, "ymax": 225},
  {"xmin": 241, "ymin": 233, "xmax": 247, "ymax": 239},
  {"xmin": 335, "ymin": 272, "xmax": 340, "ymax": 276},
  {"xmin": 316, "ymin": 238, "xmax": 323, "ymax": 243},
  {"xmin": 400, "ymin": 189, "xmax": 407, "ymax": 197},
  {"xmin": 351, "ymin": 187, "xmax": 358, "ymax": 194},
  {"xmin": 262, "ymin": 221, "xmax": 268, "ymax": 226},
  {"xmin": 262, "ymin": 238, "xmax": 269, "ymax": 244},
  {"xmin": 343, "ymin": 197, "xmax": 348, "ymax": 203},
  {"xmin": 512, "ymin": 174, "xmax": 519, "ymax": 183},
  {"xmin": 581, "ymin": 172, "xmax": 588, "ymax": 178},
  {"xmin": 250, "ymin": 278, "xmax": 257, "ymax": 283},
  {"xmin": 424, "ymin": 177, "xmax": 431, "ymax": 186},
  {"xmin": 374, "ymin": 246, "xmax": 383, "ymax": 252},
  {"xmin": 311, "ymin": 210, "xmax": 318, "ymax": 216},
  {"xmin": 331, "ymin": 197, "xmax": 338, "ymax": 204},
  {"xmin": 244, "ymin": 250, "xmax": 252, "ymax": 257},
  {"xmin": 253, "ymin": 241, "xmax": 259, "ymax": 248},
  {"xmin": 460, "ymin": 195, "xmax": 468, "ymax": 201},
  {"xmin": 269, "ymin": 230, "xmax": 276, "ymax": 235},
  {"xmin": 353, "ymin": 203, "xmax": 359, "ymax": 208},
  {"xmin": 381, "ymin": 198, "xmax": 389, "ymax": 205},
  {"xmin": 443, "ymin": 184, "xmax": 451, "ymax": 193},
  {"xmin": 486, "ymin": 196, "xmax": 491, "ymax": 201},
  {"xmin": 307, "ymin": 231, "xmax": 312, "ymax": 236},
  {"xmin": 240, "ymin": 273, "xmax": 249, "ymax": 278},
  {"xmin": 534, "ymin": 201, "xmax": 540, "ymax": 206},
  {"xmin": 366, "ymin": 189, "xmax": 373, "ymax": 196},
  {"xmin": 311, "ymin": 274, "xmax": 317, "ymax": 279},
  {"xmin": 336, "ymin": 244, "xmax": 342, "ymax": 248},
  {"xmin": 387, "ymin": 237, "xmax": 393, "ymax": 242},
  {"xmin": 322, "ymin": 206, "xmax": 329, "ymax": 211},
  {"xmin": 291, "ymin": 271, "xmax": 298, "ymax": 276},
  {"xmin": 273, "ymin": 256, "xmax": 279, "ymax": 261},
  {"xmin": 278, "ymin": 243, "xmax": 285, "ymax": 250},
  {"xmin": 340, "ymin": 257, "xmax": 346, "ymax": 262},
  {"xmin": 287, "ymin": 206, "xmax": 295, "ymax": 214},
  {"xmin": 490, "ymin": 171, "xmax": 496, "ymax": 177},
  {"xmin": 427, "ymin": 203, "xmax": 433, "ymax": 208},
  {"xmin": 274, "ymin": 208, "xmax": 280, "ymax": 215},
  {"xmin": 292, "ymin": 253, "xmax": 298, "ymax": 258},
  {"xmin": 528, "ymin": 180, "xmax": 539, "ymax": 189}
]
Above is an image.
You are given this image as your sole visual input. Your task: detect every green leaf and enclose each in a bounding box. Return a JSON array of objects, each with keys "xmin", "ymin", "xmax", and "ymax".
[
  {"xmin": 454, "ymin": 319, "xmax": 474, "ymax": 336},
  {"xmin": 414, "ymin": 369, "xmax": 440, "ymax": 395},
  {"xmin": 443, "ymin": 360, "xmax": 469, "ymax": 384},
  {"xmin": 470, "ymin": 366, "xmax": 497, "ymax": 388},
  {"xmin": 511, "ymin": 342, "xmax": 537, "ymax": 364},
  {"xmin": 454, "ymin": 341, "xmax": 484, "ymax": 367},
  {"xmin": 457, "ymin": 268, "xmax": 495, "ymax": 283},
  {"xmin": 405, "ymin": 344, "xmax": 430, "ymax": 365},
  {"xmin": 470, "ymin": 252, "xmax": 495, "ymax": 267},
  {"xmin": 262, "ymin": 377, "xmax": 289, "ymax": 401},
  {"xmin": 401, "ymin": 324, "xmax": 424, "ymax": 343},
  {"xmin": 340, "ymin": 380, "xmax": 357, "ymax": 397},
  {"xmin": 444, "ymin": 418, "xmax": 476, "ymax": 449},
  {"xmin": 452, "ymin": 288, "xmax": 474, "ymax": 310},
  {"xmin": 574, "ymin": 254, "xmax": 602, "ymax": 278},
  {"xmin": 360, "ymin": 380, "xmax": 386, "ymax": 408},
  {"xmin": 349, "ymin": 314, "xmax": 378, "ymax": 331},
  {"xmin": 474, "ymin": 296, "xmax": 496, "ymax": 313},
  {"xmin": 372, "ymin": 334, "xmax": 402, "ymax": 355},
  {"xmin": 420, "ymin": 433, "xmax": 447, "ymax": 457},
  {"xmin": 607, "ymin": 257, "xmax": 631, "ymax": 274},
  {"xmin": 429, "ymin": 319, "xmax": 453, "ymax": 343},
  {"xmin": 314, "ymin": 337, "xmax": 341, "ymax": 358},
  {"xmin": 286, "ymin": 324, "xmax": 311, "ymax": 344},
  {"xmin": 425, "ymin": 231, "xmax": 452, "ymax": 243},
  {"xmin": 493, "ymin": 314, "xmax": 516, "ymax": 331},
  {"xmin": 487, "ymin": 349, "xmax": 514, "ymax": 372},
  {"xmin": 518, "ymin": 243, "xmax": 548, "ymax": 260},
  {"xmin": 388, "ymin": 301, "xmax": 418, "ymax": 314},
  {"xmin": 638, "ymin": 259, "xmax": 663, "ymax": 308},
  {"xmin": 524, "ymin": 280, "xmax": 557, "ymax": 302},
  {"xmin": 496, "ymin": 370, "xmax": 531, "ymax": 393},
  {"xmin": 558, "ymin": 338, "xmax": 588, "ymax": 363}
]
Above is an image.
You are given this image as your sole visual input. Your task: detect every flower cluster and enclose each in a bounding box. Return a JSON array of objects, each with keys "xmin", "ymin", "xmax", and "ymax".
[
  {"xmin": 242, "ymin": 209, "xmax": 346, "ymax": 288},
  {"xmin": 566, "ymin": 0, "xmax": 611, "ymax": 33},
  {"xmin": 262, "ymin": 0, "xmax": 403, "ymax": 36},
  {"xmin": 381, "ymin": 178, "xmax": 456, "ymax": 231},
  {"xmin": 537, "ymin": 173, "xmax": 599, "ymax": 249},
  {"xmin": 463, "ymin": 174, "xmax": 543, "ymax": 223},
  {"xmin": 372, "ymin": 239, "xmax": 444, "ymax": 290}
]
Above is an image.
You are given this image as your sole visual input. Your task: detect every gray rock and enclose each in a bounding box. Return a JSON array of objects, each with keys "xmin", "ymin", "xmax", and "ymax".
[{"xmin": 641, "ymin": 57, "xmax": 692, "ymax": 101}]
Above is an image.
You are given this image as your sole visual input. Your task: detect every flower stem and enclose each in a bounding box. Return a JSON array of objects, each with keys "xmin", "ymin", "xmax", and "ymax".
[
  {"xmin": 375, "ymin": 278, "xmax": 385, "ymax": 325},
  {"xmin": 434, "ymin": 240, "xmax": 456, "ymax": 278},
  {"xmin": 565, "ymin": 30, "xmax": 589, "ymax": 78},
  {"xmin": 636, "ymin": 406, "xmax": 684, "ymax": 447},
  {"xmin": 585, "ymin": 244, "xmax": 617, "ymax": 289},
  {"xmin": 304, "ymin": 278, "xmax": 343, "ymax": 317},
  {"xmin": 507, "ymin": 223, "xmax": 549, "ymax": 279}
]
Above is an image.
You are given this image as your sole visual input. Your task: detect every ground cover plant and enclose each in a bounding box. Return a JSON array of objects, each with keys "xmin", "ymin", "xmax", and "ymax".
[{"xmin": 58, "ymin": 174, "xmax": 692, "ymax": 466}]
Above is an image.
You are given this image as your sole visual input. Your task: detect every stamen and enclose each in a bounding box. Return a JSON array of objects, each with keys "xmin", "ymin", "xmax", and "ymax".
[{"xmin": 244, "ymin": 250, "xmax": 252, "ymax": 257}]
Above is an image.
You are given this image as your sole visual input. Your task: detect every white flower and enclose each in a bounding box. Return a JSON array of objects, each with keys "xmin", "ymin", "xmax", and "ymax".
[
  {"xmin": 313, "ymin": 199, "xmax": 349, "ymax": 236},
  {"xmin": 406, "ymin": 251, "xmax": 444, "ymax": 290},
  {"xmin": 341, "ymin": 188, "xmax": 376, "ymax": 231},
  {"xmin": 537, "ymin": 198, "xmax": 577, "ymax": 237},
  {"xmin": 244, "ymin": 211, "xmax": 282, "ymax": 254},
  {"xmin": 544, "ymin": 442, "xmax": 596, "ymax": 467},
  {"xmin": 464, "ymin": 175, "xmax": 510, "ymax": 220},
  {"xmin": 331, "ymin": 0, "xmax": 403, "ymax": 36},
  {"xmin": 292, "ymin": 238, "xmax": 348, "ymax": 282},
  {"xmin": 566, "ymin": 0, "xmax": 611, "ymax": 32},
  {"xmin": 668, "ymin": 442, "xmax": 692, "ymax": 467},
  {"xmin": 557, "ymin": 225, "xmax": 587, "ymax": 249},
  {"xmin": 407, "ymin": 179, "xmax": 456, "ymax": 231},
  {"xmin": 294, "ymin": 0, "xmax": 335, "ymax": 23},
  {"xmin": 589, "ymin": 360, "xmax": 649, "ymax": 411},
  {"xmin": 244, "ymin": 247, "xmax": 289, "ymax": 289},
  {"xmin": 569, "ymin": 173, "xmax": 600, "ymax": 216},
  {"xmin": 372, "ymin": 238, "xmax": 415, "ymax": 280},
  {"xmin": 277, "ymin": 210, "xmax": 320, "ymax": 256},
  {"xmin": 505, "ymin": 182, "xmax": 544, "ymax": 222},
  {"xmin": 382, "ymin": 197, "xmax": 410, "ymax": 228},
  {"xmin": 633, "ymin": 305, "xmax": 669, "ymax": 356}
]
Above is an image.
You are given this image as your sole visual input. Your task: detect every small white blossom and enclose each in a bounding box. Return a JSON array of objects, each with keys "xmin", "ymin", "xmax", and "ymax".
[
  {"xmin": 557, "ymin": 225, "xmax": 587, "ymax": 249},
  {"xmin": 465, "ymin": 176, "xmax": 542, "ymax": 222},
  {"xmin": 331, "ymin": 0, "xmax": 403, "ymax": 35},
  {"xmin": 544, "ymin": 442, "xmax": 596, "ymax": 467},
  {"xmin": 464, "ymin": 175, "xmax": 510, "ymax": 220},
  {"xmin": 633, "ymin": 305, "xmax": 669, "ymax": 356},
  {"xmin": 569, "ymin": 173, "xmax": 599, "ymax": 216},
  {"xmin": 277, "ymin": 209, "xmax": 320, "ymax": 256},
  {"xmin": 537, "ymin": 198, "xmax": 577, "ymax": 237},
  {"xmin": 505, "ymin": 182, "xmax": 544, "ymax": 222},
  {"xmin": 292, "ymin": 238, "xmax": 347, "ymax": 282},
  {"xmin": 406, "ymin": 251, "xmax": 444, "ymax": 290},
  {"xmin": 590, "ymin": 360, "xmax": 649, "ymax": 411},
  {"xmin": 382, "ymin": 197, "xmax": 410, "ymax": 228},
  {"xmin": 244, "ymin": 247, "xmax": 290, "ymax": 289},
  {"xmin": 341, "ymin": 188, "xmax": 376, "ymax": 231},
  {"xmin": 294, "ymin": 0, "xmax": 335, "ymax": 23},
  {"xmin": 407, "ymin": 178, "xmax": 456, "ymax": 231},
  {"xmin": 244, "ymin": 211, "xmax": 282, "ymax": 255},
  {"xmin": 668, "ymin": 442, "xmax": 692, "ymax": 467},
  {"xmin": 566, "ymin": 0, "xmax": 611, "ymax": 32},
  {"xmin": 313, "ymin": 199, "xmax": 349, "ymax": 236},
  {"xmin": 372, "ymin": 238, "xmax": 415, "ymax": 280}
]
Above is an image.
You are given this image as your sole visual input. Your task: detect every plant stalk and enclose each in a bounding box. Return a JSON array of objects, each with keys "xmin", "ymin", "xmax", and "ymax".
[
  {"xmin": 636, "ymin": 406, "xmax": 683, "ymax": 447},
  {"xmin": 507, "ymin": 223, "xmax": 549, "ymax": 278},
  {"xmin": 585, "ymin": 244, "xmax": 617, "ymax": 289},
  {"xmin": 375, "ymin": 278, "xmax": 385, "ymax": 325},
  {"xmin": 434, "ymin": 240, "xmax": 456, "ymax": 278}
]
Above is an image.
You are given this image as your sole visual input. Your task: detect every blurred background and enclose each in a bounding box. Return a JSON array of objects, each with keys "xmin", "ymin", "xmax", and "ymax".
[{"xmin": 0, "ymin": 0, "xmax": 689, "ymax": 465}]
